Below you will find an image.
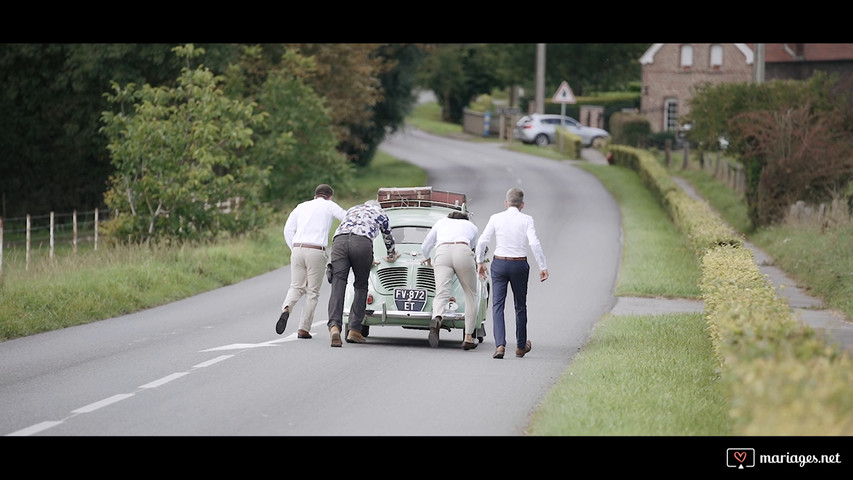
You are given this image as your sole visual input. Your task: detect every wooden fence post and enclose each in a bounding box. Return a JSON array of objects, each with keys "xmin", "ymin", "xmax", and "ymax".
[
  {"xmin": 73, "ymin": 210, "xmax": 78, "ymax": 255},
  {"xmin": 26, "ymin": 214, "xmax": 31, "ymax": 270},
  {"xmin": 50, "ymin": 211, "xmax": 55, "ymax": 260}
]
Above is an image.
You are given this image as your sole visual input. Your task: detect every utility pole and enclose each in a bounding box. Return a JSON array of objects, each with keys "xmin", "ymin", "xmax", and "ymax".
[
  {"xmin": 536, "ymin": 44, "xmax": 545, "ymax": 114},
  {"xmin": 754, "ymin": 43, "xmax": 765, "ymax": 83}
]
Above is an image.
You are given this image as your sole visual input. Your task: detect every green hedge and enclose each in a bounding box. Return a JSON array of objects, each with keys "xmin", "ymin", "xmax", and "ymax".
[{"xmin": 609, "ymin": 144, "xmax": 853, "ymax": 435}]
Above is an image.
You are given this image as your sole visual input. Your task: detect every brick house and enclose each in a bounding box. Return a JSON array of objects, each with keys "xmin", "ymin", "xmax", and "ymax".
[
  {"xmin": 639, "ymin": 43, "xmax": 853, "ymax": 134},
  {"xmin": 639, "ymin": 43, "xmax": 753, "ymax": 134}
]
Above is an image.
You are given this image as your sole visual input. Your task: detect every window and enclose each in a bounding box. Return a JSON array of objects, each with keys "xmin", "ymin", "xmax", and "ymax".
[
  {"xmin": 665, "ymin": 98, "xmax": 678, "ymax": 132},
  {"xmin": 710, "ymin": 44, "xmax": 723, "ymax": 69},
  {"xmin": 680, "ymin": 45, "xmax": 693, "ymax": 69}
]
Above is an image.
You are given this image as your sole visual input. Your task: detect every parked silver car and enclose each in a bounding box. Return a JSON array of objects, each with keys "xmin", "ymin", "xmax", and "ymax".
[{"xmin": 514, "ymin": 113, "xmax": 610, "ymax": 148}]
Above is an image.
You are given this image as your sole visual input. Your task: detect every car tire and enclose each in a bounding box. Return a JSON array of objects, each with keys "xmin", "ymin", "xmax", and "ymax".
[
  {"xmin": 361, "ymin": 325, "xmax": 370, "ymax": 337},
  {"xmin": 534, "ymin": 134, "xmax": 549, "ymax": 147}
]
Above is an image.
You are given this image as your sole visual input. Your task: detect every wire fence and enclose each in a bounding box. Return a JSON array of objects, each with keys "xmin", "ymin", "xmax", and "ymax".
[{"xmin": 0, "ymin": 208, "xmax": 111, "ymax": 272}]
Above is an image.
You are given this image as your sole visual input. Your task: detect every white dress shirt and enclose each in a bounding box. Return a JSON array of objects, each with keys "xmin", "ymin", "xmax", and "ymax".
[
  {"xmin": 283, "ymin": 197, "xmax": 347, "ymax": 249},
  {"xmin": 421, "ymin": 216, "xmax": 479, "ymax": 258},
  {"xmin": 475, "ymin": 206, "xmax": 547, "ymax": 270}
]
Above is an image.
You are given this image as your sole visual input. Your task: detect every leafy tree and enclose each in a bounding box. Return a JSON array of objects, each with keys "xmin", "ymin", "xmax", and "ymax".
[
  {"xmin": 731, "ymin": 104, "xmax": 853, "ymax": 226},
  {"xmin": 684, "ymin": 72, "xmax": 853, "ymax": 227},
  {"xmin": 347, "ymin": 44, "xmax": 429, "ymax": 167},
  {"xmin": 99, "ymin": 45, "xmax": 270, "ymax": 243},
  {"xmin": 419, "ymin": 44, "xmax": 506, "ymax": 123},
  {"xmin": 284, "ymin": 44, "xmax": 386, "ymax": 164},
  {"xmin": 544, "ymin": 44, "xmax": 649, "ymax": 95},
  {"xmin": 0, "ymin": 43, "xmax": 240, "ymax": 219},
  {"xmin": 245, "ymin": 48, "xmax": 354, "ymax": 202}
]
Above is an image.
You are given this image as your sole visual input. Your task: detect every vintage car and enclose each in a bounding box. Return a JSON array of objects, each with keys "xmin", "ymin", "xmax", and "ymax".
[{"xmin": 342, "ymin": 187, "xmax": 490, "ymax": 346}]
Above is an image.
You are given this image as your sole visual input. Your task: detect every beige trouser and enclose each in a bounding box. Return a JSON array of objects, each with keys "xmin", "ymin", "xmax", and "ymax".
[
  {"xmin": 282, "ymin": 246, "xmax": 328, "ymax": 332},
  {"xmin": 432, "ymin": 244, "xmax": 479, "ymax": 335}
]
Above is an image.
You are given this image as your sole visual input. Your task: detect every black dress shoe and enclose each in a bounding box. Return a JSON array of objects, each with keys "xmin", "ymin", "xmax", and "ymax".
[{"xmin": 275, "ymin": 309, "xmax": 289, "ymax": 335}]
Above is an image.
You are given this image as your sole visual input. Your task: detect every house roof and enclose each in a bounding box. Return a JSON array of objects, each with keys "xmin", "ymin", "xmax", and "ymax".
[
  {"xmin": 639, "ymin": 43, "xmax": 753, "ymax": 65},
  {"xmin": 751, "ymin": 43, "xmax": 853, "ymax": 62}
]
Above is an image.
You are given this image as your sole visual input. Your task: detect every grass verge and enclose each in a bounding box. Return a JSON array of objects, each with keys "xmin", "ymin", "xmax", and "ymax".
[{"xmin": 527, "ymin": 312, "xmax": 729, "ymax": 435}]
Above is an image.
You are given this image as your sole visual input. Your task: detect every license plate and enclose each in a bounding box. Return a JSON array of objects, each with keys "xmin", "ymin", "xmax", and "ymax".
[{"xmin": 394, "ymin": 288, "xmax": 427, "ymax": 311}]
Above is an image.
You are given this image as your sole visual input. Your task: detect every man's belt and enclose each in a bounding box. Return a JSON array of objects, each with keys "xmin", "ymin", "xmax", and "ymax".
[{"xmin": 294, "ymin": 243, "xmax": 325, "ymax": 250}]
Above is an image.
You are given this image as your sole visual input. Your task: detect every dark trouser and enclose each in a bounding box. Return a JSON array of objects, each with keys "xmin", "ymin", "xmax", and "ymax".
[
  {"xmin": 490, "ymin": 258, "xmax": 530, "ymax": 349},
  {"xmin": 327, "ymin": 233, "xmax": 374, "ymax": 332}
]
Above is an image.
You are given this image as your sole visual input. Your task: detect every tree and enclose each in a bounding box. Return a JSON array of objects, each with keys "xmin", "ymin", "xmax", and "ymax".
[
  {"xmin": 0, "ymin": 44, "xmax": 196, "ymax": 218},
  {"xmin": 347, "ymin": 44, "xmax": 429, "ymax": 167},
  {"xmin": 684, "ymin": 72, "xmax": 853, "ymax": 228},
  {"xmin": 246, "ymin": 48, "xmax": 354, "ymax": 202},
  {"xmin": 419, "ymin": 44, "xmax": 506, "ymax": 123},
  {"xmin": 731, "ymin": 105, "xmax": 853, "ymax": 226},
  {"xmin": 99, "ymin": 45, "xmax": 270, "ymax": 243},
  {"xmin": 544, "ymin": 44, "xmax": 649, "ymax": 95}
]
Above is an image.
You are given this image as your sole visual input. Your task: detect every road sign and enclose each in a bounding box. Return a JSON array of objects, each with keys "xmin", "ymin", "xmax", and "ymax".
[{"xmin": 552, "ymin": 81, "xmax": 576, "ymax": 104}]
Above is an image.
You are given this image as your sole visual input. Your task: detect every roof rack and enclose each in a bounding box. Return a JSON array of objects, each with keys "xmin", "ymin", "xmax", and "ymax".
[{"xmin": 377, "ymin": 186, "xmax": 467, "ymax": 211}]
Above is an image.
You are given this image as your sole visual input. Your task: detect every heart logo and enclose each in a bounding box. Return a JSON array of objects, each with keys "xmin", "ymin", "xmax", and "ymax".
[{"xmin": 734, "ymin": 451, "xmax": 747, "ymax": 463}]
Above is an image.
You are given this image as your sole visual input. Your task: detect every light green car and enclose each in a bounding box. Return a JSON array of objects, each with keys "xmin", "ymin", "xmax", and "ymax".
[{"xmin": 342, "ymin": 187, "xmax": 491, "ymax": 346}]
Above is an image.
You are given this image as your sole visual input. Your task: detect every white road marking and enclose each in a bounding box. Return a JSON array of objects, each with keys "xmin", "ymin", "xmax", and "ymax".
[
  {"xmin": 6, "ymin": 421, "xmax": 64, "ymax": 436},
  {"xmin": 72, "ymin": 393, "xmax": 135, "ymax": 413},
  {"xmin": 139, "ymin": 372, "xmax": 189, "ymax": 389},
  {"xmin": 6, "ymin": 331, "xmax": 302, "ymax": 436},
  {"xmin": 193, "ymin": 355, "xmax": 233, "ymax": 368}
]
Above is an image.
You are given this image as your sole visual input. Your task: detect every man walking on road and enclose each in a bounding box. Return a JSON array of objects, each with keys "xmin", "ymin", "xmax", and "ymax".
[
  {"xmin": 276, "ymin": 184, "xmax": 346, "ymax": 338},
  {"xmin": 476, "ymin": 188, "xmax": 549, "ymax": 359}
]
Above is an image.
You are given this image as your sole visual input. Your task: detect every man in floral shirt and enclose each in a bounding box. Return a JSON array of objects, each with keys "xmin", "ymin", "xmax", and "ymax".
[{"xmin": 327, "ymin": 200, "xmax": 400, "ymax": 347}]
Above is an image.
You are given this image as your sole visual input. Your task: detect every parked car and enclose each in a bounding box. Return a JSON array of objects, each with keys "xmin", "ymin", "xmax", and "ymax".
[
  {"xmin": 342, "ymin": 187, "xmax": 491, "ymax": 346},
  {"xmin": 514, "ymin": 113, "xmax": 610, "ymax": 148}
]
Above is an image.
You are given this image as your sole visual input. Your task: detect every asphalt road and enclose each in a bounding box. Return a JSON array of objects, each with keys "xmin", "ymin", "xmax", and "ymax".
[{"xmin": 0, "ymin": 128, "xmax": 623, "ymax": 436}]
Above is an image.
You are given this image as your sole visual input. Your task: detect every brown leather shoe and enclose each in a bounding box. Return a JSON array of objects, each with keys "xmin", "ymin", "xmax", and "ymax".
[
  {"xmin": 346, "ymin": 329, "xmax": 366, "ymax": 343},
  {"xmin": 330, "ymin": 326, "xmax": 342, "ymax": 347},
  {"xmin": 462, "ymin": 340, "xmax": 478, "ymax": 350},
  {"xmin": 493, "ymin": 346, "xmax": 505, "ymax": 359},
  {"xmin": 516, "ymin": 340, "xmax": 532, "ymax": 358},
  {"xmin": 297, "ymin": 329, "xmax": 312, "ymax": 339}
]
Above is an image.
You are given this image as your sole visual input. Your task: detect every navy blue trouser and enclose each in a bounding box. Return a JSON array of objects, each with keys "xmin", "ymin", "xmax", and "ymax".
[{"xmin": 490, "ymin": 257, "xmax": 530, "ymax": 349}]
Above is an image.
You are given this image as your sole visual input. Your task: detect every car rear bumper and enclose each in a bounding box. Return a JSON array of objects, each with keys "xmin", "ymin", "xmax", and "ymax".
[{"xmin": 348, "ymin": 303, "xmax": 469, "ymax": 329}]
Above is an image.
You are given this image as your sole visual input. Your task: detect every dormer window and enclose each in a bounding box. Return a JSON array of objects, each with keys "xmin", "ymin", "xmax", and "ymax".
[
  {"xmin": 681, "ymin": 45, "xmax": 693, "ymax": 70},
  {"xmin": 710, "ymin": 44, "xmax": 723, "ymax": 70}
]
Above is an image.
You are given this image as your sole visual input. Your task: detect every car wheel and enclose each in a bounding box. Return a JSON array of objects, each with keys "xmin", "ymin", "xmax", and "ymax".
[
  {"xmin": 361, "ymin": 325, "xmax": 370, "ymax": 337},
  {"xmin": 534, "ymin": 134, "xmax": 549, "ymax": 147}
]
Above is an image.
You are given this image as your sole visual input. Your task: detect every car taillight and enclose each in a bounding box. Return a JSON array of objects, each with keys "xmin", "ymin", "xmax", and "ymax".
[{"xmin": 367, "ymin": 294, "xmax": 374, "ymax": 305}]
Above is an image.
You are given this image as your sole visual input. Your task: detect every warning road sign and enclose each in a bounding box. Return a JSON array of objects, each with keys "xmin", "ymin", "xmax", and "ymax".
[{"xmin": 552, "ymin": 81, "xmax": 576, "ymax": 104}]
